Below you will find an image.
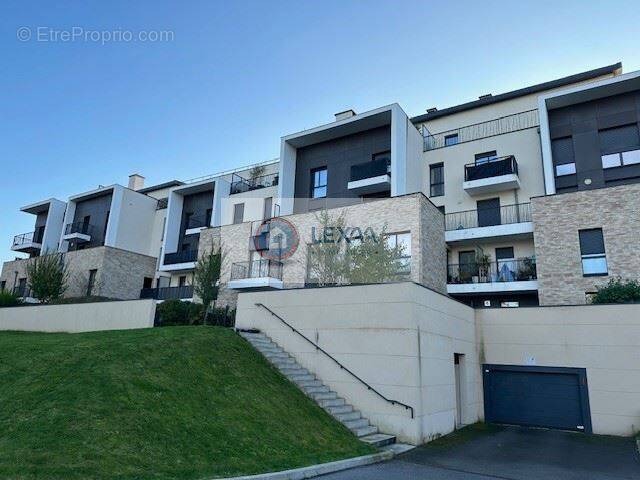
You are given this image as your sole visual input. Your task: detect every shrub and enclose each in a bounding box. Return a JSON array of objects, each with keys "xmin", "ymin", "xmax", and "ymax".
[
  {"xmin": 591, "ymin": 277, "xmax": 640, "ymax": 304},
  {"xmin": 157, "ymin": 300, "xmax": 204, "ymax": 326},
  {"xmin": 0, "ymin": 289, "xmax": 22, "ymax": 308},
  {"xmin": 50, "ymin": 296, "xmax": 113, "ymax": 305},
  {"xmin": 26, "ymin": 252, "xmax": 68, "ymax": 303}
]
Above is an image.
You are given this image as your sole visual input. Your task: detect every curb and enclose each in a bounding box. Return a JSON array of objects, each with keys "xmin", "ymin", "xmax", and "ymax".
[{"xmin": 213, "ymin": 450, "xmax": 394, "ymax": 480}]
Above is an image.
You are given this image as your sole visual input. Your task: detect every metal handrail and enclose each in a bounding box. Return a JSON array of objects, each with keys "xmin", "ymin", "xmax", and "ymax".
[
  {"xmin": 350, "ymin": 157, "xmax": 391, "ymax": 182},
  {"xmin": 464, "ymin": 155, "xmax": 518, "ymax": 181},
  {"xmin": 230, "ymin": 172, "xmax": 279, "ymax": 194},
  {"xmin": 13, "ymin": 229, "xmax": 44, "ymax": 246},
  {"xmin": 445, "ymin": 202, "xmax": 531, "ymax": 231},
  {"xmin": 65, "ymin": 222, "xmax": 95, "ymax": 236},
  {"xmin": 254, "ymin": 302, "xmax": 415, "ymax": 418}
]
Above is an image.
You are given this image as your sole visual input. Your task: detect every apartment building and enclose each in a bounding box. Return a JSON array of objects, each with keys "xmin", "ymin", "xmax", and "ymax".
[{"xmin": 2, "ymin": 62, "xmax": 638, "ymax": 308}]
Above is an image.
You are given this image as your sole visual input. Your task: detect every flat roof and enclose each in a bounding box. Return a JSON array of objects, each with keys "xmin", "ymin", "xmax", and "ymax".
[{"xmin": 410, "ymin": 62, "xmax": 622, "ymax": 123}]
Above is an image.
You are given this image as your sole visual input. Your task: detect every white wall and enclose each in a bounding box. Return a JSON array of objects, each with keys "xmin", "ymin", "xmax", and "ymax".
[
  {"xmin": 42, "ymin": 199, "xmax": 66, "ymax": 253},
  {"xmin": 477, "ymin": 304, "xmax": 640, "ymax": 436},
  {"xmin": 162, "ymin": 189, "xmax": 184, "ymax": 256},
  {"xmin": 235, "ymin": 283, "xmax": 480, "ymax": 445},
  {"xmin": 111, "ymin": 187, "xmax": 158, "ymax": 256},
  {"xmin": 221, "ymin": 186, "xmax": 278, "ymax": 225},
  {"xmin": 0, "ymin": 299, "xmax": 156, "ymax": 333}
]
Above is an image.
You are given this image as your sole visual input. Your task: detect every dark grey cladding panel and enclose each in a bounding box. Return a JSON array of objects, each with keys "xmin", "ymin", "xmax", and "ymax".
[
  {"xmin": 35, "ymin": 211, "xmax": 48, "ymax": 229},
  {"xmin": 549, "ymin": 90, "xmax": 640, "ymax": 193},
  {"xmin": 72, "ymin": 193, "xmax": 113, "ymax": 246},
  {"xmin": 178, "ymin": 189, "xmax": 214, "ymax": 251},
  {"xmin": 293, "ymin": 125, "xmax": 391, "ymax": 214}
]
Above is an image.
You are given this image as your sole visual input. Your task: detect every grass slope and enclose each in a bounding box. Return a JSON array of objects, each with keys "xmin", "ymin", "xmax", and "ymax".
[{"xmin": 0, "ymin": 327, "xmax": 373, "ymax": 479}]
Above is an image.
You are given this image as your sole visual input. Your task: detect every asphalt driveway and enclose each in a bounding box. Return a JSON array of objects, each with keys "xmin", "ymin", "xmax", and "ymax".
[{"xmin": 323, "ymin": 424, "xmax": 640, "ymax": 480}]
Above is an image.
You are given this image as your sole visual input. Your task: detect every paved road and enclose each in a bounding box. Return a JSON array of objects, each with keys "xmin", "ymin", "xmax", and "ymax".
[{"xmin": 322, "ymin": 425, "xmax": 640, "ymax": 480}]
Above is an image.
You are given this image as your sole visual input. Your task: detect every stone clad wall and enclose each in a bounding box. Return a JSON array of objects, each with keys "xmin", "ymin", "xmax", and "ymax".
[
  {"xmin": 532, "ymin": 183, "xmax": 640, "ymax": 305},
  {"xmin": 200, "ymin": 193, "xmax": 447, "ymax": 308}
]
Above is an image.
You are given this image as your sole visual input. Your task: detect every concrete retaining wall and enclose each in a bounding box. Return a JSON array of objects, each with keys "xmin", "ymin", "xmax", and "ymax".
[
  {"xmin": 236, "ymin": 283, "xmax": 481, "ymax": 445},
  {"xmin": 0, "ymin": 299, "xmax": 156, "ymax": 333},
  {"xmin": 477, "ymin": 304, "xmax": 640, "ymax": 436}
]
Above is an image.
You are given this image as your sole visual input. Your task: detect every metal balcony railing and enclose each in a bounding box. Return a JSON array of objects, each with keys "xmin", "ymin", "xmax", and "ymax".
[
  {"xmin": 230, "ymin": 172, "xmax": 279, "ymax": 194},
  {"xmin": 445, "ymin": 203, "xmax": 531, "ymax": 231},
  {"xmin": 164, "ymin": 249, "xmax": 198, "ymax": 265},
  {"xmin": 230, "ymin": 259, "xmax": 283, "ymax": 281},
  {"xmin": 65, "ymin": 222, "xmax": 95, "ymax": 236},
  {"xmin": 350, "ymin": 157, "xmax": 391, "ymax": 182},
  {"xmin": 447, "ymin": 257, "xmax": 537, "ymax": 284},
  {"xmin": 186, "ymin": 214, "xmax": 210, "ymax": 230},
  {"xmin": 464, "ymin": 155, "xmax": 518, "ymax": 182},
  {"xmin": 422, "ymin": 109, "xmax": 539, "ymax": 151},
  {"xmin": 13, "ymin": 228, "xmax": 44, "ymax": 247},
  {"xmin": 140, "ymin": 285, "xmax": 194, "ymax": 300}
]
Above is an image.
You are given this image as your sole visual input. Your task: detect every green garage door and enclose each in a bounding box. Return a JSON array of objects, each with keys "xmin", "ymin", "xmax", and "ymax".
[{"xmin": 483, "ymin": 365, "xmax": 592, "ymax": 433}]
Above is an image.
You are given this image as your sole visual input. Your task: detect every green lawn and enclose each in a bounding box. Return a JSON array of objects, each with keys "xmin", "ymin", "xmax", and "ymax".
[{"xmin": 0, "ymin": 327, "xmax": 373, "ymax": 479}]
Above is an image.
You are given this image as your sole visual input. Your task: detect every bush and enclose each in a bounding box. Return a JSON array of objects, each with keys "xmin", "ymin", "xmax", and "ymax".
[
  {"xmin": 591, "ymin": 277, "xmax": 640, "ymax": 304},
  {"xmin": 156, "ymin": 300, "xmax": 235, "ymax": 327},
  {"xmin": 50, "ymin": 296, "xmax": 114, "ymax": 305},
  {"xmin": 157, "ymin": 300, "xmax": 203, "ymax": 326},
  {"xmin": 0, "ymin": 289, "xmax": 22, "ymax": 308}
]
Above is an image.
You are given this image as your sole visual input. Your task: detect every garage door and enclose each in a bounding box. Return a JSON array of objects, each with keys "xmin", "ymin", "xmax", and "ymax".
[{"xmin": 483, "ymin": 365, "xmax": 592, "ymax": 433}]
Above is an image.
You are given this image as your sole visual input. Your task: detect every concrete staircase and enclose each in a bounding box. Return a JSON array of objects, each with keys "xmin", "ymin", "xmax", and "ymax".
[{"xmin": 239, "ymin": 330, "xmax": 397, "ymax": 449}]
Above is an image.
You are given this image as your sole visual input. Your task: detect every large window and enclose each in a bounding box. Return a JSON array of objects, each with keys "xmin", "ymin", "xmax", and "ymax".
[
  {"xmin": 474, "ymin": 150, "xmax": 498, "ymax": 165},
  {"xmin": 552, "ymin": 137, "xmax": 576, "ymax": 177},
  {"xmin": 233, "ymin": 203, "xmax": 244, "ymax": 224},
  {"xmin": 430, "ymin": 163, "xmax": 444, "ymax": 197},
  {"xmin": 579, "ymin": 228, "xmax": 608, "ymax": 276},
  {"xmin": 385, "ymin": 232, "xmax": 411, "ymax": 274},
  {"xmin": 311, "ymin": 167, "xmax": 327, "ymax": 198}
]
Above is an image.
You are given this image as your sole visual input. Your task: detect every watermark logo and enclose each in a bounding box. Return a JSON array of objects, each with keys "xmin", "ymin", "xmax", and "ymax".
[
  {"xmin": 17, "ymin": 26, "xmax": 175, "ymax": 45},
  {"xmin": 254, "ymin": 217, "xmax": 300, "ymax": 261},
  {"xmin": 311, "ymin": 226, "xmax": 379, "ymax": 244}
]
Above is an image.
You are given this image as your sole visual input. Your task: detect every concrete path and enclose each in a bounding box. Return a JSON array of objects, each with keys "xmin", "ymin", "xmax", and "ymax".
[{"xmin": 321, "ymin": 425, "xmax": 640, "ymax": 480}]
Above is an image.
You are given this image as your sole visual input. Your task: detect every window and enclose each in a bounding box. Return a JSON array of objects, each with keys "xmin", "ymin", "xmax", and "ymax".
[
  {"xmin": 233, "ymin": 203, "xmax": 244, "ymax": 224},
  {"xmin": 555, "ymin": 163, "xmax": 576, "ymax": 176},
  {"xmin": 311, "ymin": 167, "xmax": 327, "ymax": 198},
  {"xmin": 430, "ymin": 163, "xmax": 444, "ymax": 197},
  {"xmin": 178, "ymin": 276, "xmax": 187, "ymax": 287},
  {"xmin": 385, "ymin": 232, "xmax": 411, "ymax": 274},
  {"xmin": 143, "ymin": 277, "xmax": 153, "ymax": 289},
  {"xmin": 444, "ymin": 134, "xmax": 459, "ymax": 146},
  {"xmin": 474, "ymin": 151, "xmax": 498, "ymax": 165},
  {"xmin": 579, "ymin": 229, "xmax": 608, "ymax": 276},
  {"xmin": 183, "ymin": 212, "xmax": 193, "ymax": 230},
  {"xmin": 205, "ymin": 208, "xmax": 213, "ymax": 227},
  {"xmin": 495, "ymin": 247, "xmax": 516, "ymax": 277},
  {"xmin": 602, "ymin": 149, "xmax": 640, "ymax": 169},
  {"xmin": 86, "ymin": 269, "xmax": 97, "ymax": 297},
  {"xmin": 263, "ymin": 197, "xmax": 273, "ymax": 220}
]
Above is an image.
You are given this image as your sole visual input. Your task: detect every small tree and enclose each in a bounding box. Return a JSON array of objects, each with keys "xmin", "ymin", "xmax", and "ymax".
[
  {"xmin": 26, "ymin": 252, "xmax": 68, "ymax": 303},
  {"xmin": 248, "ymin": 165, "xmax": 266, "ymax": 182},
  {"xmin": 306, "ymin": 210, "xmax": 350, "ymax": 286},
  {"xmin": 345, "ymin": 229, "xmax": 407, "ymax": 284},
  {"xmin": 193, "ymin": 246, "xmax": 224, "ymax": 324},
  {"xmin": 591, "ymin": 277, "xmax": 640, "ymax": 304}
]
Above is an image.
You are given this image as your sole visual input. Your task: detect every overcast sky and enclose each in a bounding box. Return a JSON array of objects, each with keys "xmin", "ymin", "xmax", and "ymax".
[{"xmin": 1, "ymin": 0, "xmax": 639, "ymax": 262}]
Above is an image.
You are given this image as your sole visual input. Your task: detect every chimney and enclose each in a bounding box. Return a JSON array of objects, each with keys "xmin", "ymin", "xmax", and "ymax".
[
  {"xmin": 426, "ymin": 107, "xmax": 438, "ymax": 113},
  {"xmin": 478, "ymin": 93, "xmax": 492, "ymax": 100},
  {"xmin": 128, "ymin": 173, "xmax": 145, "ymax": 191},
  {"xmin": 335, "ymin": 109, "xmax": 356, "ymax": 121}
]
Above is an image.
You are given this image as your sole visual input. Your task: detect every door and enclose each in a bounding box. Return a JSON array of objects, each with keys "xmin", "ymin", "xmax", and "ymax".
[
  {"xmin": 477, "ymin": 198, "xmax": 501, "ymax": 227},
  {"xmin": 458, "ymin": 251, "xmax": 477, "ymax": 282},
  {"xmin": 483, "ymin": 365, "xmax": 592, "ymax": 433}
]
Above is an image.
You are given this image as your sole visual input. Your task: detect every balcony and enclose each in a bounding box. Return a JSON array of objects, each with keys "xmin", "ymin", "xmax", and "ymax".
[
  {"xmin": 463, "ymin": 156, "xmax": 520, "ymax": 195},
  {"xmin": 422, "ymin": 109, "xmax": 539, "ymax": 151},
  {"xmin": 230, "ymin": 172, "xmax": 279, "ymax": 195},
  {"xmin": 228, "ymin": 259, "xmax": 283, "ymax": 290},
  {"xmin": 447, "ymin": 257, "xmax": 538, "ymax": 295},
  {"xmin": 445, "ymin": 203, "xmax": 533, "ymax": 244},
  {"xmin": 140, "ymin": 285, "xmax": 194, "ymax": 300},
  {"xmin": 185, "ymin": 214, "xmax": 210, "ymax": 236},
  {"xmin": 62, "ymin": 222, "xmax": 94, "ymax": 243},
  {"xmin": 11, "ymin": 227, "xmax": 44, "ymax": 254},
  {"xmin": 163, "ymin": 249, "xmax": 198, "ymax": 267},
  {"xmin": 347, "ymin": 157, "xmax": 391, "ymax": 195}
]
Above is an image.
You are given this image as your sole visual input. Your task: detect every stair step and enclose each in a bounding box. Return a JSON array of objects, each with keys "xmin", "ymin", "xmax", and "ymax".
[
  {"xmin": 353, "ymin": 425, "xmax": 378, "ymax": 438},
  {"xmin": 344, "ymin": 418, "xmax": 370, "ymax": 430},
  {"xmin": 312, "ymin": 391, "xmax": 337, "ymax": 401},
  {"xmin": 271, "ymin": 358, "xmax": 297, "ymax": 366},
  {"xmin": 239, "ymin": 332, "xmax": 265, "ymax": 339},
  {"xmin": 319, "ymin": 397, "xmax": 345, "ymax": 408},
  {"xmin": 289, "ymin": 373, "xmax": 315, "ymax": 382},
  {"xmin": 303, "ymin": 385, "xmax": 329, "ymax": 394},
  {"xmin": 279, "ymin": 366, "xmax": 309, "ymax": 375},
  {"xmin": 361, "ymin": 433, "xmax": 396, "ymax": 448},
  {"xmin": 334, "ymin": 411, "xmax": 361, "ymax": 422},
  {"xmin": 296, "ymin": 379, "xmax": 323, "ymax": 388},
  {"xmin": 255, "ymin": 346, "xmax": 283, "ymax": 353},
  {"xmin": 325, "ymin": 404, "xmax": 353, "ymax": 415},
  {"xmin": 264, "ymin": 352, "xmax": 290, "ymax": 359}
]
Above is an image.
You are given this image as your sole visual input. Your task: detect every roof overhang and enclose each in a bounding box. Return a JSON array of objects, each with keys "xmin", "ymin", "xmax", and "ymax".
[
  {"xmin": 68, "ymin": 185, "xmax": 116, "ymax": 202},
  {"xmin": 20, "ymin": 198, "xmax": 61, "ymax": 215},
  {"xmin": 172, "ymin": 178, "xmax": 215, "ymax": 196},
  {"xmin": 283, "ymin": 104, "xmax": 397, "ymax": 149}
]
